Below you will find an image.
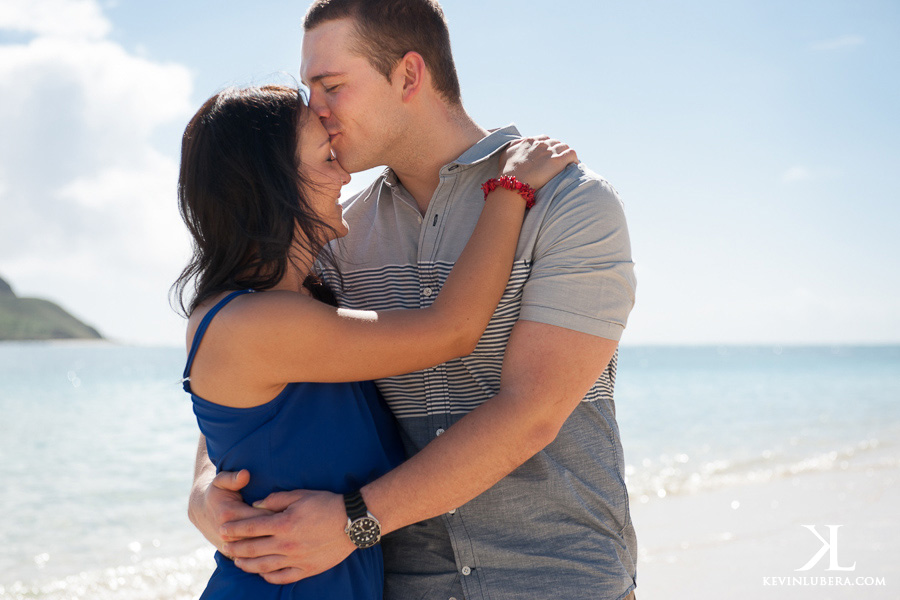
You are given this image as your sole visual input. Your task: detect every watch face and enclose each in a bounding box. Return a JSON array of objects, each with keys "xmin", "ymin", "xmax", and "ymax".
[{"xmin": 347, "ymin": 517, "xmax": 381, "ymax": 549}]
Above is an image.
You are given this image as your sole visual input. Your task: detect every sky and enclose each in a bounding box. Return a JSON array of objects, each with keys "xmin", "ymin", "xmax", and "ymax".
[{"xmin": 0, "ymin": 0, "xmax": 898, "ymax": 346}]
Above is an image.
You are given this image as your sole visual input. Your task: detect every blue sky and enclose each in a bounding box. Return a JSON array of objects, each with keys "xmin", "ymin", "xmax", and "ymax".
[{"xmin": 0, "ymin": 0, "xmax": 897, "ymax": 345}]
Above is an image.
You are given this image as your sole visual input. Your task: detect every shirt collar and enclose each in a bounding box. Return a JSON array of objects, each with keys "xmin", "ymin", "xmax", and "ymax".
[
  {"xmin": 383, "ymin": 168, "xmax": 400, "ymax": 188},
  {"xmin": 453, "ymin": 124, "xmax": 521, "ymax": 167},
  {"xmin": 381, "ymin": 124, "xmax": 521, "ymax": 188}
]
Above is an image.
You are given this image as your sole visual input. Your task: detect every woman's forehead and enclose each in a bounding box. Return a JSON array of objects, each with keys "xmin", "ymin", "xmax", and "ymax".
[{"xmin": 298, "ymin": 113, "xmax": 330, "ymax": 148}]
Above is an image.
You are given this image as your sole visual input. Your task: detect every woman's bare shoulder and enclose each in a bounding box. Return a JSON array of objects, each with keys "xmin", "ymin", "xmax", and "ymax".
[{"xmin": 188, "ymin": 290, "xmax": 331, "ymax": 346}]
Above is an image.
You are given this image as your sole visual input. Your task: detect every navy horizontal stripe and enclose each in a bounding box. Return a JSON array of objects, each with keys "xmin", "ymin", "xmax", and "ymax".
[{"xmin": 319, "ymin": 261, "xmax": 616, "ymax": 420}]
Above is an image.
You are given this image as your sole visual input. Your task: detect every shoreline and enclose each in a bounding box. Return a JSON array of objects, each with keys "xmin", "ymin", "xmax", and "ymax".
[
  {"xmin": 4, "ymin": 465, "xmax": 896, "ymax": 599},
  {"xmin": 6, "ymin": 454, "xmax": 896, "ymax": 599},
  {"xmin": 630, "ymin": 445, "xmax": 898, "ymax": 599}
]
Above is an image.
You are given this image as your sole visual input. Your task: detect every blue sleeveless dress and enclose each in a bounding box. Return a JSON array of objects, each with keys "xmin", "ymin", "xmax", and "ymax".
[{"xmin": 183, "ymin": 290, "xmax": 405, "ymax": 600}]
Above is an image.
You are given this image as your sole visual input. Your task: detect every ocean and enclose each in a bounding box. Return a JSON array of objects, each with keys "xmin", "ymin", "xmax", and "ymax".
[{"xmin": 1, "ymin": 343, "xmax": 898, "ymax": 599}]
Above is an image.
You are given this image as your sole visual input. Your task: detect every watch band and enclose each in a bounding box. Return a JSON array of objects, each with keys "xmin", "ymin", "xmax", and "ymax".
[
  {"xmin": 343, "ymin": 490, "xmax": 369, "ymax": 521},
  {"xmin": 343, "ymin": 490, "xmax": 382, "ymax": 549}
]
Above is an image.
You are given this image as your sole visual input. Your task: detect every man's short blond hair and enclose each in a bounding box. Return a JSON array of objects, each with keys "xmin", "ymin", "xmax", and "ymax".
[{"xmin": 304, "ymin": 0, "xmax": 462, "ymax": 105}]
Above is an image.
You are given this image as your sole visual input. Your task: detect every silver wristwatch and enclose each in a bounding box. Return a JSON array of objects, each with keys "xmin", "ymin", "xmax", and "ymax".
[{"xmin": 343, "ymin": 490, "xmax": 382, "ymax": 549}]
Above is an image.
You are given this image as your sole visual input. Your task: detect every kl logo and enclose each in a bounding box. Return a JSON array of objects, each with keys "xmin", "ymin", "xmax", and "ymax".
[{"xmin": 796, "ymin": 525, "xmax": 857, "ymax": 572}]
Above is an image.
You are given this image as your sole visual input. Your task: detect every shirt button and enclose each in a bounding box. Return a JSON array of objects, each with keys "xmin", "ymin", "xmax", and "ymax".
[
  {"xmin": 435, "ymin": 428, "xmax": 445, "ymax": 436},
  {"xmin": 461, "ymin": 566, "xmax": 472, "ymax": 576},
  {"xmin": 448, "ymin": 508, "xmax": 457, "ymax": 515},
  {"xmin": 422, "ymin": 287, "xmax": 433, "ymax": 297}
]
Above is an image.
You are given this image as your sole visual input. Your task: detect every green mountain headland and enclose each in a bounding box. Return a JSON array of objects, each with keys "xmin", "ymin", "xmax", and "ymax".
[{"xmin": 0, "ymin": 275, "xmax": 103, "ymax": 341}]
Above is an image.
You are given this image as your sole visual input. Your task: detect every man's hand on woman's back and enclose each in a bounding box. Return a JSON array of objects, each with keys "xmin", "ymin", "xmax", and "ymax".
[{"xmin": 188, "ymin": 461, "xmax": 273, "ymax": 555}]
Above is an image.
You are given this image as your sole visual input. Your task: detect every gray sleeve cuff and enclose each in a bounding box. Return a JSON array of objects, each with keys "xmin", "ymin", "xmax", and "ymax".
[{"xmin": 519, "ymin": 303, "xmax": 625, "ymax": 341}]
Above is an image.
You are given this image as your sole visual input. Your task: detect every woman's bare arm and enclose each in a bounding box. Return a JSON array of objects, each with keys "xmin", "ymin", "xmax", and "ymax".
[{"xmin": 190, "ymin": 137, "xmax": 577, "ymax": 407}]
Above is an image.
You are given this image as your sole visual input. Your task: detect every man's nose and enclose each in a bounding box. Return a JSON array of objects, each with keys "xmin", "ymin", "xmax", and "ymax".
[{"xmin": 307, "ymin": 89, "xmax": 330, "ymax": 119}]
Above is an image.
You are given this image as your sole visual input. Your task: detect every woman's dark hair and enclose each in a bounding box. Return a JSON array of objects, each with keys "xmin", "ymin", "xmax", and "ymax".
[{"xmin": 172, "ymin": 85, "xmax": 337, "ymax": 316}]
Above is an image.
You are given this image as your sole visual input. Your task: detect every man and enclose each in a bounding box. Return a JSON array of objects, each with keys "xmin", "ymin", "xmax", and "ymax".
[{"xmin": 189, "ymin": 1, "xmax": 638, "ymax": 598}]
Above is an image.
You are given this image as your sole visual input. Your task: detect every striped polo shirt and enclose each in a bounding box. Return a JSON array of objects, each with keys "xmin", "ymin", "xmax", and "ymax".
[{"xmin": 319, "ymin": 125, "xmax": 638, "ymax": 600}]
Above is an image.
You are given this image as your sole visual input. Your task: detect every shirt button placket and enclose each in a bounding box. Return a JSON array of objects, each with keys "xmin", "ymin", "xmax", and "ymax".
[{"xmin": 419, "ymin": 257, "xmax": 437, "ymax": 432}]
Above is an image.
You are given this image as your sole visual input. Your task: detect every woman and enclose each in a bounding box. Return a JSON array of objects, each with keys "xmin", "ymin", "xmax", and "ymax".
[{"xmin": 174, "ymin": 85, "xmax": 576, "ymax": 599}]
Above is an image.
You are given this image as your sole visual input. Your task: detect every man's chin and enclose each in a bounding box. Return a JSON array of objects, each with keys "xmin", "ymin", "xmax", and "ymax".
[{"xmin": 334, "ymin": 151, "xmax": 378, "ymax": 175}]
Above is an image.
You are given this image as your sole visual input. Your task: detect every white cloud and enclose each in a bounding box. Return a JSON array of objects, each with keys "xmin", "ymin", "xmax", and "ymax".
[
  {"xmin": 781, "ymin": 166, "xmax": 812, "ymax": 183},
  {"xmin": 0, "ymin": 0, "xmax": 111, "ymax": 40},
  {"xmin": 0, "ymin": 0, "xmax": 195, "ymax": 344},
  {"xmin": 810, "ymin": 35, "xmax": 865, "ymax": 51}
]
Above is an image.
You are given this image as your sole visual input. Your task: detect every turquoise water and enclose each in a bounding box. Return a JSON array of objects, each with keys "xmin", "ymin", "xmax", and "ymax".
[
  {"xmin": 0, "ymin": 342, "xmax": 208, "ymax": 598},
  {"xmin": 1, "ymin": 343, "xmax": 898, "ymax": 598},
  {"xmin": 615, "ymin": 345, "xmax": 900, "ymax": 499}
]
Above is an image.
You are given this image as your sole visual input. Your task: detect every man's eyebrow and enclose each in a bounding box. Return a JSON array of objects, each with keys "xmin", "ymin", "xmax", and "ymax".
[{"xmin": 306, "ymin": 71, "xmax": 344, "ymax": 85}]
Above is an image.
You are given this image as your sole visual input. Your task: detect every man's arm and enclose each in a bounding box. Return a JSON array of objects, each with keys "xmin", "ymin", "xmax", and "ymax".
[
  {"xmin": 188, "ymin": 435, "xmax": 273, "ymax": 553},
  {"xmin": 221, "ymin": 319, "xmax": 617, "ymax": 583},
  {"xmin": 365, "ymin": 319, "xmax": 618, "ymax": 530}
]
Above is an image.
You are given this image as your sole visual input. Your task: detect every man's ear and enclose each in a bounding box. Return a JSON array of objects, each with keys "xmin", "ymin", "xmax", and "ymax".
[{"xmin": 395, "ymin": 51, "xmax": 427, "ymax": 103}]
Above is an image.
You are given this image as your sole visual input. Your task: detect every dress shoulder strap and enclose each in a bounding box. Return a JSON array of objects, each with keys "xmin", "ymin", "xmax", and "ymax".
[{"xmin": 182, "ymin": 289, "xmax": 255, "ymax": 392}]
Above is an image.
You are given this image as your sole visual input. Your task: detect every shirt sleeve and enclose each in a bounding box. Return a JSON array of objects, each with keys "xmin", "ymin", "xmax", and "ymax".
[{"xmin": 519, "ymin": 168, "xmax": 637, "ymax": 341}]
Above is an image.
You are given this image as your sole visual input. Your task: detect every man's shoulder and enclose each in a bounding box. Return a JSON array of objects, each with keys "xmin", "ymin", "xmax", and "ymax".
[{"xmin": 540, "ymin": 163, "xmax": 626, "ymax": 215}]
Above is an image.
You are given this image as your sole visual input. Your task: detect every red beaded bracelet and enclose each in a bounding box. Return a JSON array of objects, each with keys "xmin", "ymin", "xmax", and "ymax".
[{"xmin": 482, "ymin": 175, "xmax": 537, "ymax": 209}]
